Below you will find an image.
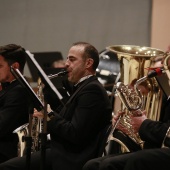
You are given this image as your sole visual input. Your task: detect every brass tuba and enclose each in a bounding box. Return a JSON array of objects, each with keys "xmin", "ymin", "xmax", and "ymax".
[{"xmin": 107, "ymin": 45, "xmax": 165, "ymax": 152}]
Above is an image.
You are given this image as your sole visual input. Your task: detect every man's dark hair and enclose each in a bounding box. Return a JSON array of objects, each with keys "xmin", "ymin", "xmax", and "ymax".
[
  {"xmin": 72, "ymin": 42, "xmax": 99, "ymax": 70},
  {"xmin": 0, "ymin": 44, "xmax": 28, "ymax": 73}
]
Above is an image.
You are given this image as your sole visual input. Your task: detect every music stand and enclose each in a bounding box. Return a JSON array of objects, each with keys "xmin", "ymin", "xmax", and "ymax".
[
  {"xmin": 26, "ymin": 51, "xmax": 63, "ymax": 82},
  {"xmin": 10, "ymin": 51, "xmax": 64, "ymax": 170},
  {"xmin": 11, "ymin": 66, "xmax": 43, "ymax": 170},
  {"xmin": 156, "ymin": 73, "xmax": 170, "ymax": 98}
]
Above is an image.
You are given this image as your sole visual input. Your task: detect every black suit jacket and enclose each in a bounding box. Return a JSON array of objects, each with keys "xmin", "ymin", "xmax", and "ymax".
[
  {"xmin": 139, "ymin": 96, "xmax": 170, "ymax": 148},
  {"xmin": 47, "ymin": 76, "xmax": 112, "ymax": 170},
  {"xmin": 0, "ymin": 80, "xmax": 29, "ymax": 162}
]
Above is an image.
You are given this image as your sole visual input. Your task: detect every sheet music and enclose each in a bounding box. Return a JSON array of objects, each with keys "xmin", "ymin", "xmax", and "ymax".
[
  {"xmin": 10, "ymin": 66, "xmax": 44, "ymax": 111},
  {"xmin": 26, "ymin": 50, "xmax": 63, "ymax": 101}
]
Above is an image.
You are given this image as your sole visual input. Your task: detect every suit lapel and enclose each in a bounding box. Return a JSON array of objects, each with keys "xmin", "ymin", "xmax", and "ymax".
[{"xmin": 59, "ymin": 76, "xmax": 96, "ymax": 116}]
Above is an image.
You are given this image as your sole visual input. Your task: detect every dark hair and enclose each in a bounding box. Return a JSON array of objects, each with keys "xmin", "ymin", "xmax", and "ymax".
[
  {"xmin": 0, "ymin": 44, "xmax": 27, "ymax": 73},
  {"xmin": 72, "ymin": 42, "xmax": 99, "ymax": 70}
]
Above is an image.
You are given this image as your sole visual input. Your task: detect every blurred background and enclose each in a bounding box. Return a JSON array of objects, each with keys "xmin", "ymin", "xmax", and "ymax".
[{"xmin": 0, "ymin": 0, "xmax": 169, "ymax": 89}]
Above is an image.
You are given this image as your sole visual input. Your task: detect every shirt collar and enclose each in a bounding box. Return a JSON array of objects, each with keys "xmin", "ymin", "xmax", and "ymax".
[
  {"xmin": 74, "ymin": 75, "xmax": 93, "ymax": 87},
  {"xmin": 1, "ymin": 79, "xmax": 16, "ymax": 90}
]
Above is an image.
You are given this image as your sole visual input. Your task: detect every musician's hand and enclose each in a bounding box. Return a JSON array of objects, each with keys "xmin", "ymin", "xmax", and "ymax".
[
  {"xmin": 113, "ymin": 110, "xmax": 147, "ymax": 136},
  {"xmin": 112, "ymin": 110, "xmax": 124, "ymax": 126},
  {"xmin": 33, "ymin": 108, "xmax": 44, "ymax": 119},
  {"xmin": 130, "ymin": 110, "xmax": 147, "ymax": 133},
  {"xmin": 113, "ymin": 111, "xmax": 131, "ymax": 136}
]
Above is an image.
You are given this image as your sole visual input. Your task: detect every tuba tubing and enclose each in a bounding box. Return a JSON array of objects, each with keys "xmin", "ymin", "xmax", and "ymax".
[{"xmin": 107, "ymin": 45, "xmax": 165, "ymax": 152}]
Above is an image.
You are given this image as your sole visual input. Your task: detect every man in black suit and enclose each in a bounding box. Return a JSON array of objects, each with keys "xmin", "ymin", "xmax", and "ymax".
[
  {"xmin": 82, "ymin": 47, "xmax": 170, "ymax": 170},
  {"xmin": 0, "ymin": 42, "xmax": 112, "ymax": 170},
  {"xmin": 83, "ymin": 108, "xmax": 170, "ymax": 170},
  {"xmin": 0, "ymin": 44, "xmax": 29, "ymax": 163}
]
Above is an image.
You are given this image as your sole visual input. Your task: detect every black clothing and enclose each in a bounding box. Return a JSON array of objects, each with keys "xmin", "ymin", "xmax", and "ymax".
[
  {"xmin": 82, "ymin": 111, "xmax": 170, "ymax": 170},
  {"xmin": 83, "ymin": 148, "xmax": 170, "ymax": 170},
  {"xmin": 109, "ymin": 94, "xmax": 170, "ymax": 152},
  {"xmin": 83, "ymin": 93, "xmax": 170, "ymax": 170},
  {"xmin": 0, "ymin": 76, "xmax": 112, "ymax": 170},
  {"xmin": 0, "ymin": 80, "xmax": 29, "ymax": 163}
]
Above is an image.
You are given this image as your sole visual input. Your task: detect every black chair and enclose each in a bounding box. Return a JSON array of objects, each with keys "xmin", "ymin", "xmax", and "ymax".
[{"xmin": 96, "ymin": 124, "xmax": 112, "ymax": 157}]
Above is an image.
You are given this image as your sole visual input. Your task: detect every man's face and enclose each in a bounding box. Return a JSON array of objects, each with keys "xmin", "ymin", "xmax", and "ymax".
[
  {"xmin": 0, "ymin": 55, "xmax": 13, "ymax": 83},
  {"xmin": 65, "ymin": 45, "xmax": 88, "ymax": 83}
]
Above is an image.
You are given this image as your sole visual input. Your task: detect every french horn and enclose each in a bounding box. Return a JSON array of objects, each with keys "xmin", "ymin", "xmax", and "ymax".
[{"xmin": 106, "ymin": 45, "xmax": 165, "ymax": 153}]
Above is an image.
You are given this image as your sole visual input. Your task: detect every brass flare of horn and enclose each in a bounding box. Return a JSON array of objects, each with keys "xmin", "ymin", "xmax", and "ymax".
[{"xmin": 106, "ymin": 45, "xmax": 165, "ymax": 153}]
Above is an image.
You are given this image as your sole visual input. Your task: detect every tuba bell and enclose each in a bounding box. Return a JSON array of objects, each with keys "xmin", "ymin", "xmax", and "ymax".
[{"xmin": 106, "ymin": 45, "xmax": 165, "ymax": 153}]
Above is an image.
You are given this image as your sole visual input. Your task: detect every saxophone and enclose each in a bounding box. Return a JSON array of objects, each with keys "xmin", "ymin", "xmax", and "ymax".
[{"xmin": 106, "ymin": 45, "xmax": 165, "ymax": 152}]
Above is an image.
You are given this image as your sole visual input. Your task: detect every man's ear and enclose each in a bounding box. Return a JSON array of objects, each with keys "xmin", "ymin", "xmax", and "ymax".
[
  {"xmin": 11, "ymin": 62, "xmax": 19, "ymax": 70},
  {"xmin": 86, "ymin": 58, "xmax": 94, "ymax": 68}
]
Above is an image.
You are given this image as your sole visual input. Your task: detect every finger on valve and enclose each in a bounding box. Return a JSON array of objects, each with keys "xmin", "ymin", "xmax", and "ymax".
[
  {"xmin": 33, "ymin": 108, "xmax": 44, "ymax": 118},
  {"xmin": 130, "ymin": 114, "xmax": 147, "ymax": 133},
  {"xmin": 112, "ymin": 110, "xmax": 124, "ymax": 124},
  {"xmin": 116, "ymin": 121, "xmax": 131, "ymax": 136},
  {"xmin": 131, "ymin": 109, "xmax": 146, "ymax": 117},
  {"xmin": 116, "ymin": 110, "xmax": 125, "ymax": 118}
]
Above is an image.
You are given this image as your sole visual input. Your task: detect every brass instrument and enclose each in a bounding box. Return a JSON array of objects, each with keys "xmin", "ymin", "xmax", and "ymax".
[
  {"xmin": 13, "ymin": 123, "xmax": 29, "ymax": 157},
  {"xmin": 13, "ymin": 79, "xmax": 44, "ymax": 157},
  {"xmin": 31, "ymin": 78, "xmax": 44, "ymax": 153},
  {"xmin": 107, "ymin": 45, "xmax": 165, "ymax": 152},
  {"xmin": 31, "ymin": 70, "xmax": 68, "ymax": 153},
  {"xmin": 13, "ymin": 70, "xmax": 68, "ymax": 157}
]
